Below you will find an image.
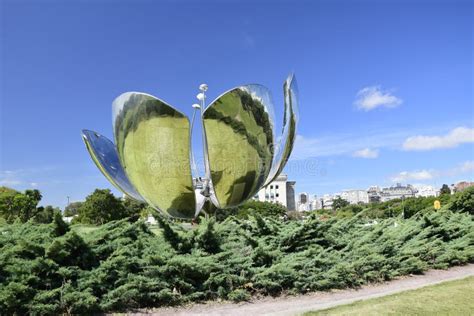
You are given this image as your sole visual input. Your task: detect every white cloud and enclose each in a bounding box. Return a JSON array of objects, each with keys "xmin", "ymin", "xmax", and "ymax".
[
  {"xmin": 390, "ymin": 160, "xmax": 474, "ymax": 183},
  {"xmin": 0, "ymin": 167, "xmax": 56, "ymax": 189},
  {"xmin": 291, "ymin": 128, "xmax": 408, "ymax": 160},
  {"xmin": 391, "ymin": 170, "xmax": 435, "ymax": 182},
  {"xmin": 352, "ymin": 148, "xmax": 379, "ymax": 159},
  {"xmin": 403, "ymin": 127, "xmax": 474, "ymax": 151},
  {"xmin": 354, "ymin": 86, "xmax": 402, "ymax": 111},
  {"xmin": 0, "ymin": 179, "xmax": 22, "ymax": 186},
  {"xmin": 459, "ymin": 161, "xmax": 474, "ymax": 173}
]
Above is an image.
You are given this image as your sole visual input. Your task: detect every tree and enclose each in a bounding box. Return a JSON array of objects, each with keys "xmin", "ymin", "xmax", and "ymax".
[
  {"xmin": 0, "ymin": 187, "xmax": 20, "ymax": 222},
  {"xmin": 34, "ymin": 205, "xmax": 62, "ymax": 224},
  {"xmin": 77, "ymin": 189, "xmax": 127, "ymax": 225},
  {"xmin": 450, "ymin": 186, "xmax": 474, "ymax": 214},
  {"xmin": 440, "ymin": 184, "xmax": 451, "ymax": 195},
  {"xmin": 0, "ymin": 187, "xmax": 43, "ymax": 223},
  {"xmin": 332, "ymin": 197, "xmax": 350, "ymax": 210},
  {"xmin": 122, "ymin": 197, "xmax": 147, "ymax": 218},
  {"xmin": 64, "ymin": 202, "xmax": 83, "ymax": 217}
]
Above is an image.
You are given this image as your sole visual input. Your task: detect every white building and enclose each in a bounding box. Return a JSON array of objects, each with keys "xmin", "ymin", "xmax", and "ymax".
[
  {"xmin": 321, "ymin": 194, "xmax": 335, "ymax": 209},
  {"xmin": 379, "ymin": 183, "xmax": 418, "ymax": 202},
  {"xmin": 340, "ymin": 189, "xmax": 369, "ymax": 204},
  {"xmin": 414, "ymin": 185, "xmax": 439, "ymax": 197},
  {"xmin": 255, "ymin": 174, "xmax": 296, "ymax": 211},
  {"xmin": 310, "ymin": 195, "xmax": 322, "ymax": 210},
  {"xmin": 297, "ymin": 192, "xmax": 309, "ymax": 211},
  {"xmin": 367, "ymin": 186, "xmax": 381, "ymax": 203}
]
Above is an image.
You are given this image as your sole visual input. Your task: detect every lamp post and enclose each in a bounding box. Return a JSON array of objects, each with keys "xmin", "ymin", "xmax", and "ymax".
[
  {"xmin": 190, "ymin": 83, "xmax": 208, "ymax": 179},
  {"xmin": 401, "ymin": 195, "xmax": 405, "ymax": 219}
]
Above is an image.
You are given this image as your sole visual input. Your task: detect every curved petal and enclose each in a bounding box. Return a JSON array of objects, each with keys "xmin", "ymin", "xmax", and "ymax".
[
  {"xmin": 112, "ymin": 92, "xmax": 195, "ymax": 219},
  {"xmin": 264, "ymin": 74, "xmax": 299, "ymax": 186},
  {"xmin": 202, "ymin": 85, "xmax": 275, "ymax": 208},
  {"xmin": 81, "ymin": 129, "xmax": 144, "ymax": 202}
]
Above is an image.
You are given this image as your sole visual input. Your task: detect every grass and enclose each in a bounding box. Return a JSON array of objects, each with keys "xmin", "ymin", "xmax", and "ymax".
[
  {"xmin": 148, "ymin": 225, "xmax": 162, "ymax": 236},
  {"xmin": 70, "ymin": 224, "xmax": 99, "ymax": 235},
  {"xmin": 306, "ymin": 276, "xmax": 474, "ymax": 316}
]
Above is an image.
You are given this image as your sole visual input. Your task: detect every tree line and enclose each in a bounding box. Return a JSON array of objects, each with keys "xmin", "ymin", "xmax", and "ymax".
[{"xmin": 1, "ymin": 184, "xmax": 472, "ymax": 226}]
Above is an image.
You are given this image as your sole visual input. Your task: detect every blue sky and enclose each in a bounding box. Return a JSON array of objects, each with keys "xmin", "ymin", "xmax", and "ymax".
[{"xmin": 1, "ymin": 0, "xmax": 473, "ymax": 208}]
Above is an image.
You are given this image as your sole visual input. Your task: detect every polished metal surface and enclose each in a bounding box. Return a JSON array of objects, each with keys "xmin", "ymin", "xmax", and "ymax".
[
  {"xmin": 83, "ymin": 75, "xmax": 298, "ymax": 219},
  {"xmin": 202, "ymin": 85, "xmax": 275, "ymax": 208},
  {"xmin": 264, "ymin": 74, "xmax": 299, "ymax": 185},
  {"xmin": 112, "ymin": 92, "xmax": 195, "ymax": 219},
  {"xmin": 81, "ymin": 129, "xmax": 144, "ymax": 202}
]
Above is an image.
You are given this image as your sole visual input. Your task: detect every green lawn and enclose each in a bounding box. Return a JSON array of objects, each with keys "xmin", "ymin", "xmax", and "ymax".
[{"xmin": 306, "ymin": 276, "xmax": 474, "ymax": 316}]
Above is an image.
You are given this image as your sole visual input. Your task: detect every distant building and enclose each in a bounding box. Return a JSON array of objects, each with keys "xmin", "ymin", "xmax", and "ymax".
[
  {"xmin": 340, "ymin": 189, "xmax": 369, "ymax": 204},
  {"xmin": 255, "ymin": 174, "xmax": 296, "ymax": 211},
  {"xmin": 322, "ymin": 194, "xmax": 335, "ymax": 209},
  {"xmin": 310, "ymin": 195, "xmax": 322, "ymax": 210},
  {"xmin": 367, "ymin": 186, "xmax": 382, "ymax": 203},
  {"xmin": 286, "ymin": 180, "xmax": 296, "ymax": 211},
  {"xmin": 414, "ymin": 185, "xmax": 439, "ymax": 197},
  {"xmin": 297, "ymin": 192, "xmax": 309, "ymax": 211},
  {"xmin": 454, "ymin": 181, "xmax": 474, "ymax": 192},
  {"xmin": 299, "ymin": 192, "xmax": 308, "ymax": 204},
  {"xmin": 379, "ymin": 183, "xmax": 417, "ymax": 202}
]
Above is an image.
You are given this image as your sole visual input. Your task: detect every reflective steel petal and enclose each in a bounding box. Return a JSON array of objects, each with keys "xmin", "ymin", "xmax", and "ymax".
[
  {"xmin": 202, "ymin": 85, "xmax": 275, "ymax": 208},
  {"xmin": 81, "ymin": 129, "xmax": 144, "ymax": 202},
  {"xmin": 112, "ymin": 92, "xmax": 195, "ymax": 219},
  {"xmin": 264, "ymin": 74, "xmax": 299, "ymax": 185}
]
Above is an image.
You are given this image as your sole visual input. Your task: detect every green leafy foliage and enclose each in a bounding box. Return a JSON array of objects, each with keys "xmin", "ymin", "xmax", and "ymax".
[
  {"xmin": 450, "ymin": 186, "xmax": 474, "ymax": 215},
  {"xmin": 0, "ymin": 187, "xmax": 43, "ymax": 223},
  {"xmin": 75, "ymin": 189, "xmax": 128, "ymax": 225},
  {"xmin": 217, "ymin": 200, "xmax": 287, "ymax": 220},
  {"xmin": 324, "ymin": 193, "xmax": 460, "ymax": 219},
  {"xmin": 34, "ymin": 205, "xmax": 62, "ymax": 224},
  {"xmin": 0, "ymin": 208, "xmax": 472, "ymax": 314},
  {"xmin": 122, "ymin": 197, "xmax": 148, "ymax": 218},
  {"xmin": 0, "ymin": 188, "xmax": 472, "ymax": 313},
  {"xmin": 332, "ymin": 197, "xmax": 350, "ymax": 210},
  {"xmin": 440, "ymin": 184, "xmax": 451, "ymax": 195},
  {"xmin": 64, "ymin": 201, "xmax": 83, "ymax": 217}
]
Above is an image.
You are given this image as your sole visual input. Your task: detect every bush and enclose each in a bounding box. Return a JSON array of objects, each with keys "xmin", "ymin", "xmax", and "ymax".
[
  {"xmin": 450, "ymin": 187, "xmax": 474, "ymax": 215},
  {"xmin": 0, "ymin": 209, "xmax": 472, "ymax": 314}
]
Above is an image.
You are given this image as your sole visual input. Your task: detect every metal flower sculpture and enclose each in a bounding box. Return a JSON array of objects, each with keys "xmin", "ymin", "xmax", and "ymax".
[{"xmin": 82, "ymin": 74, "xmax": 299, "ymax": 219}]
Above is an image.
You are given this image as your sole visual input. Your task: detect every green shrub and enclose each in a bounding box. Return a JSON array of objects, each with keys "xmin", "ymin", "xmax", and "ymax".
[
  {"xmin": 450, "ymin": 187, "xmax": 474, "ymax": 214},
  {"xmin": 0, "ymin": 209, "xmax": 472, "ymax": 314},
  {"xmin": 228, "ymin": 289, "xmax": 251, "ymax": 302}
]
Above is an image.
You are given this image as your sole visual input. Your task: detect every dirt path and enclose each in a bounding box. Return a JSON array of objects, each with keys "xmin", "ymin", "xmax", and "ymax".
[{"xmin": 141, "ymin": 264, "xmax": 474, "ymax": 316}]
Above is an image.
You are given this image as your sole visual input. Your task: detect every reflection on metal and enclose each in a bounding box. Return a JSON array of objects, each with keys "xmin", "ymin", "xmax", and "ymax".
[
  {"xmin": 112, "ymin": 92, "xmax": 195, "ymax": 219},
  {"xmin": 81, "ymin": 130, "xmax": 144, "ymax": 202},
  {"xmin": 82, "ymin": 74, "xmax": 298, "ymax": 219},
  {"xmin": 202, "ymin": 85, "xmax": 275, "ymax": 208},
  {"xmin": 264, "ymin": 74, "xmax": 299, "ymax": 186}
]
